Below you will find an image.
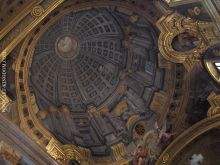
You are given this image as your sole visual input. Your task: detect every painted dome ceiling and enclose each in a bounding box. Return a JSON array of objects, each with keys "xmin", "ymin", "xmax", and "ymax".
[
  {"xmin": 31, "ymin": 9, "xmax": 126, "ymax": 109},
  {"xmin": 31, "ymin": 8, "xmax": 158, "ymax": 109},
  {"xmin": 30, "ymin": 7, "xmax": 162, "ymax": 155},
  {"xmin": 1, "ymin": 0, "xmax": 220, "ymax": 165}
]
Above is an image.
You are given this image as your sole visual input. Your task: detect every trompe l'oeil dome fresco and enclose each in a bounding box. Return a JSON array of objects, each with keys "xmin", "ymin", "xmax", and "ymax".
[
  {"xmin": 1, "ymin": 0, "xmax": 220, "ymax": 165},
  {"xmin": 30, "ymin": 7, "xmax": 163, "ymax": 155}
]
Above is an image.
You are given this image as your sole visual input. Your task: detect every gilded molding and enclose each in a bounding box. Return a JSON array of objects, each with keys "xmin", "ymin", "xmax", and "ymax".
[
  {"xmin": 15, "ymin": 35, "xmax": 54, "ymax": 148},
  {"xmin": 156, "ymin": 12, "xmax": 218, "ymax": 71},
  {"xmin": 204, "ymin": 61, "xmax": 220, "ymax": 83},
  {"xmin": 62, "ymin": 145, "xmax": 91, "ymax": 164},
  {"xmin": 111, "ymin": 143, "xmax": 126, "ymax": 161},
  {"xmin": 0, "ymin": 0, "xmax": 40, "ymax": 41},
  {"xmin": 31, "ymin": 5, "xmax": 45, "ymax": 18},
  {"xmin": 207, "ymin": 92, "xmax": 220, "ymax": 117},
  {"xmin": 0, "ymin": 90, "xmax": 11, "ymax": 113},
  {"xmin": 46, "ymin": 138, "xmax": 66, "ymax": 162},
  {"xmin": 46, "ymin": 138, "xmax": 91, "ymax": 163}
]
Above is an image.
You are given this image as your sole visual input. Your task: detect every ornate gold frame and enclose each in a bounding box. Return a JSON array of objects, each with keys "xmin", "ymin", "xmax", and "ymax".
[{"xmin": 156, "ymin": 12, "xmax": 220, "ymax": 72}]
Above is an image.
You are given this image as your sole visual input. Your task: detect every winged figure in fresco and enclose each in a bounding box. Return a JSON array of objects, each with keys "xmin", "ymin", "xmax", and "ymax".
[{"xmin": 132, "ymin": 120, "xmax": 174, "ymax": 165}]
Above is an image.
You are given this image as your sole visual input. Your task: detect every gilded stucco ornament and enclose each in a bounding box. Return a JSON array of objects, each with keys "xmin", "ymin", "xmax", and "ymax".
[
  {"xmin": 156, "ymin": 12, "xmax": 219, "ymax": 71},
  {"xmin": 207, "ymin": 92, "xmax": 220, "ymax": 117},
  {"xmin": 31, "ymin": 5, "xmax": 45, "ymax": 18},
  {"xmin": 46, "ymin": 138, "xmax": 91, "ymax": 164},
  {"xmin": 111, "ymin": 143, "xmax": 126, "ymax": 161},
  {"xmin": 46, "ymin": 138, "xmax": 64, "ymax": 161},
  {"xmin": 162, "ymin": 153, "xmax": 170, "ymax": 164},
  {"xmin": 0, "ymin": 90, "xmax": 11, "ymax": 113}
]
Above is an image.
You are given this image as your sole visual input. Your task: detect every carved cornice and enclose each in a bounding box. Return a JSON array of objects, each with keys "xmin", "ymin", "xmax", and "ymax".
[
  {"xmin": 126, "ymin": 115, "xmax": 140, "ymax": 130},
  {"xmin": 46, "ymin": 138, "xmax": 91, "ymax": 164},
  {"xmin": 46, "ymin": 138, "xmax": 66, "ymax": 162}
]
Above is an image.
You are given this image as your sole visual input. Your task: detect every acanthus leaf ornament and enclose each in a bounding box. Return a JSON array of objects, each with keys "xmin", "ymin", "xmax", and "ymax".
[
  {"xmin": 0, "ymin": 90, "xmax": 11, "ymax": 113},
  {"xmin": 207, "ymin": 92, "xmax": 220, "ymax": 117}
]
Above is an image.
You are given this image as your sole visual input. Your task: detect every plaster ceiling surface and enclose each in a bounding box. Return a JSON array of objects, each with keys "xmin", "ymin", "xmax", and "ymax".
[{"xmin": 30, "ymin": 7, "xmax": 163, "ymax": 156}]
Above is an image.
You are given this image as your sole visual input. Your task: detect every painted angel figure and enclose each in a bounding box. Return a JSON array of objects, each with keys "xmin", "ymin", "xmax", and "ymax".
[
  {"xmin": 132, "ymin": 145, "xmax": 148, "ymax": 165},
  {"xmin": 154, "ymin": 121, "xmax": 174, "ymax": 148},
  {"xmin": 189, "ymin": 154, "xmax": 204, "ymax": 165}
]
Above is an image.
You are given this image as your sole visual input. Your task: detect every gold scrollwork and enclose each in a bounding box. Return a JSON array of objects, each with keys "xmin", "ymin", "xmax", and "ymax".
[
  {"xmin": 31, "ymin": 5, "xmax": 45, "ymax": 18},
  {"xmin": 162, "ymin": 153, "xmax": 170, "ymax": 164},
  {"xmin": 207, "ymin": 92, "xmax": 220, "ymax": 117},
  {"xmin": 46, "ymin": 138, "xmax": 66, "ymax": 162},
  {"xmin": 0, "ymin": 90, "xmax": 11, "ymax": 113},
  {"xmin": 156, "ymin": 12, "xmax": 218, "ymax": 71},
  {"xmin": 46, "ymin": 138, "xmax": 91, "ymax": 164},
  {"xmin": 111, "ymin": 143, "xmax": 126, "ymax": 161}
]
